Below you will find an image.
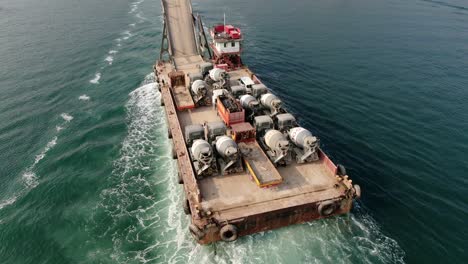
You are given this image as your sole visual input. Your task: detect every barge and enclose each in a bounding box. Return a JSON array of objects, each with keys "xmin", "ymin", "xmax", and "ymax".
[{"xmin": 154, "ymin": 0, "xmax": 361, "ymax": 244}]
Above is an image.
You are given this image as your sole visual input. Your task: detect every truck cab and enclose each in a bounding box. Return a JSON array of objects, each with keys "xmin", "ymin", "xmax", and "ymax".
[
  {"xmin": 253, "ymin": 115, "xmax": 274, "ymax": 137},
  {"xmin": 205, "ymin": 121, "xmax": 227, "ymax": 143},
  {"xmin": 230, "ymin": 85, "xmax": 247, "ymax": 98},
  {"xmin": 185, "ymin": 124, "xmax": 205, "ymax": 146},
  {"xmin": 251, "ymin": 83, "xmax": 268, "ymax": 98},
  {"xmin": 239, "ymin": 77, "xmax": 255, "ymax": 88},
  {"xmin": 275, "ymin": 113, "xmax": 297, "ymax": 132},
  {"xmin": 199, "ymin": 62, "xmax": 214, "ymax": 77}
]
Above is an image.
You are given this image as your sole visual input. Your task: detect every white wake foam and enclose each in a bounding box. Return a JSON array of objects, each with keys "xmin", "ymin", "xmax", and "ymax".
[
  {"xmin": 34, "ymin": 136, "xmax": 57, "ymax": 165},
  {"xmin": 129, "ymin": 0, "xmax": 144, "ymax": 13},
  {"xmin": 105, "ymin": 56, "xmax": 114, "ymax": 65},
  {"xmin": 136, "ymin": 12, "xmax": 147, "ymax": 22},
  {"xmin": 79, "ymin": 94, "xmax": 90, "ymax": 101},
  {"xmin": 116, "ymin": 79, "xmax": 160, "ymax": 175},
  {"xmin": 1, "ymin": 130, "xmax": 63, "ymax": 210},
  {"xmin": 90, "ymin": 72, "xmax": 101, "ymax": 84},
  {"xmin": 122, "ymin": 31, "xmax": 132, "ymax": 40},
  {"xmin": 90, "ymin": 74, "xmax": 188, "ymax": 262},
  {"xmin": 8, "ymin": 113, "xmax": 73, "ymax": 208},
  {"xmin": 0, "ymin": 196, "xmax": 18, "ymax": 210},
  {"xmin": 61, "ymin": 113, "xmax": 74, "ymax": 122},
  {"xmin": 177, "ymin": 206, "xmax": 405, "ymax": 264},
  {"xmin": 22, "ymin": 171, "xmax": 39, "ymax": 189}
]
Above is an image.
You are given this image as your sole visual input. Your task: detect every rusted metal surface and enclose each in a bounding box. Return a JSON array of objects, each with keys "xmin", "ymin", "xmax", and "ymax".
[
  {"xmin": 172, "ymin": 85, "xmax": 195, "ymax": 111},
  {"xmin": 319, "ymin": 148, "xmax": 338, "ymax": 175},
  {"xmin": 199, "ymin": 196, "xmax": 354, "ymax": 244},
  {"xmin": 155, "ymin": 63, "xmax": 207, "ymax": 228},
  {"xmin": 231, "ymin": 122, "xmax": 256, "ymax": 142},
  {"xmin": 216, "ymin": 96, "xmax": 245, "ymax": 126},
  {"xmin": 239, "ymin": 141, "xmax": 283, "ymax": 187},
  {"xmin": 168, "ymin": 70, "xmax": 195, "ymax": 110}
]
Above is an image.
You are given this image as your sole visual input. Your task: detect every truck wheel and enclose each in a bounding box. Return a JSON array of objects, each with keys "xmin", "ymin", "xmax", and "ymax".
[
  {"xmin": 160, "ymin": 96, "xmax": 164, "ymax": 106},
  {"xmin": 168, "ymin": 128, "xmax": 172, "ymax": 139},
  {"xmin": 318, "ymin": 200, "xmax": 337, "ymax": 216},
  {"xmin": 337, "ymin": 164, "xmax": 346, "ymax": 176},
  {"xmin": 220, "ymin": 224, "xmax": 238, "ymax": 242},
  {"xmin": 183, "ymin": 199, "xmax": 191, "ymax": 215}
]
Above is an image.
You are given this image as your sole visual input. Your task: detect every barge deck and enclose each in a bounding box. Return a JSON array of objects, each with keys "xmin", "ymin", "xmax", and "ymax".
[{"xmin": 155, "ymin": 0, "xmax": 360, "ymax": 244}]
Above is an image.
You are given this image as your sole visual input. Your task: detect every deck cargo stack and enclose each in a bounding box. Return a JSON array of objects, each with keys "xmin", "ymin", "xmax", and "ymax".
[{"xmin": 155, "ymin": 0, "xmax": 361, "ymax": 244}]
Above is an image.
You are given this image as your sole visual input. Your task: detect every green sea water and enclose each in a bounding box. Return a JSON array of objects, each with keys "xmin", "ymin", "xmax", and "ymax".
[{"xmin": 1, "ymin": 0, "xmax": 467, "ymax": 263}]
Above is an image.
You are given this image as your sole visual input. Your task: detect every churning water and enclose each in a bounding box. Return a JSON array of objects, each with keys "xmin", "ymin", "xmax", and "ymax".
[{"xmin": 1, "ymin": 0, "xmax": 467, "ymax": 263}]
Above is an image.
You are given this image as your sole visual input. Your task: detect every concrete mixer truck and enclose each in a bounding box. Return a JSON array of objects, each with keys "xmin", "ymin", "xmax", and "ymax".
[
  {"xmin": 214, "ymin": 136, "xmax": 244, "ymax": 175},
  {"xmin": 260, "ymin": 129, "xmax": 292, "ymax": 166},
  {"xmin": 190, "ymin": 139, "xmax": 218, "ymax": 177},
  {"xmin": 288, "ymin": 127, "xmax": 320, "ymax": 163}
]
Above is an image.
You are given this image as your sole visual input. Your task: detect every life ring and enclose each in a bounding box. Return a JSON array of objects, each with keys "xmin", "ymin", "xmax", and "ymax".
[
  {"xmin": 318, "ymin": 200, "xmax": 337, "ymax": 216},
  {"xmin": 219, "ymin": 224, "xmax": 238, "ymax": 242},
  {"xmin": 189, "ymin": 224, "xmax": 204, "ymax": 240}
]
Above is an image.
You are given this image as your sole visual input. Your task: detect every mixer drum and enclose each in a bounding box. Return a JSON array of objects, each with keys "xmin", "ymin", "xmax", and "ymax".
[
  {"xmin": 192, "ymin": 139, "xmax": 213, "ymax": 162},
  {"xmin": 209, "ymin": 68, "xmax": 226, "ymax": 82},
  {"xmin": 264, "ymin": 130, "xmax": 288, "ymax": 150},
  {"xmin": 289, "ymin": 127, "xmax": 317, "ymax": 149},
  {"xmin": 260, "ymin": 93, "xmax": 281, "ymax": 110},
  {"xmin": 239, "ymin": 94, "xmax": 258, "ymax": 109},
  {"xmin": 215, "ymin": 136, "xmax": 238, "ymax": 159},
  {"xmin": 191, "ymin": 80, "xmax": 207, "ymax": 95}
]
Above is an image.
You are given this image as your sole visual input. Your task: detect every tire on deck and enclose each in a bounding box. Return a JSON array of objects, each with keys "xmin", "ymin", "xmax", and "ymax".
[
  {"xmin": 318, "ymin": 200, "xmax": 338, "ymax": 217},
  {"xmin": 219, "ymin": 224, "xmax": 238, "ymax": 242},
  {"xmin": 336, "ymin": 164, "xmax": 346, "ymax": 176}
]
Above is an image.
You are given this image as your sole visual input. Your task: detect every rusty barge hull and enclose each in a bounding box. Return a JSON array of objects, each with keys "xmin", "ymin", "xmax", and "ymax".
[{"xmin": 154, "ymin": 0, "xmax": 360, "ymax": 244}]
